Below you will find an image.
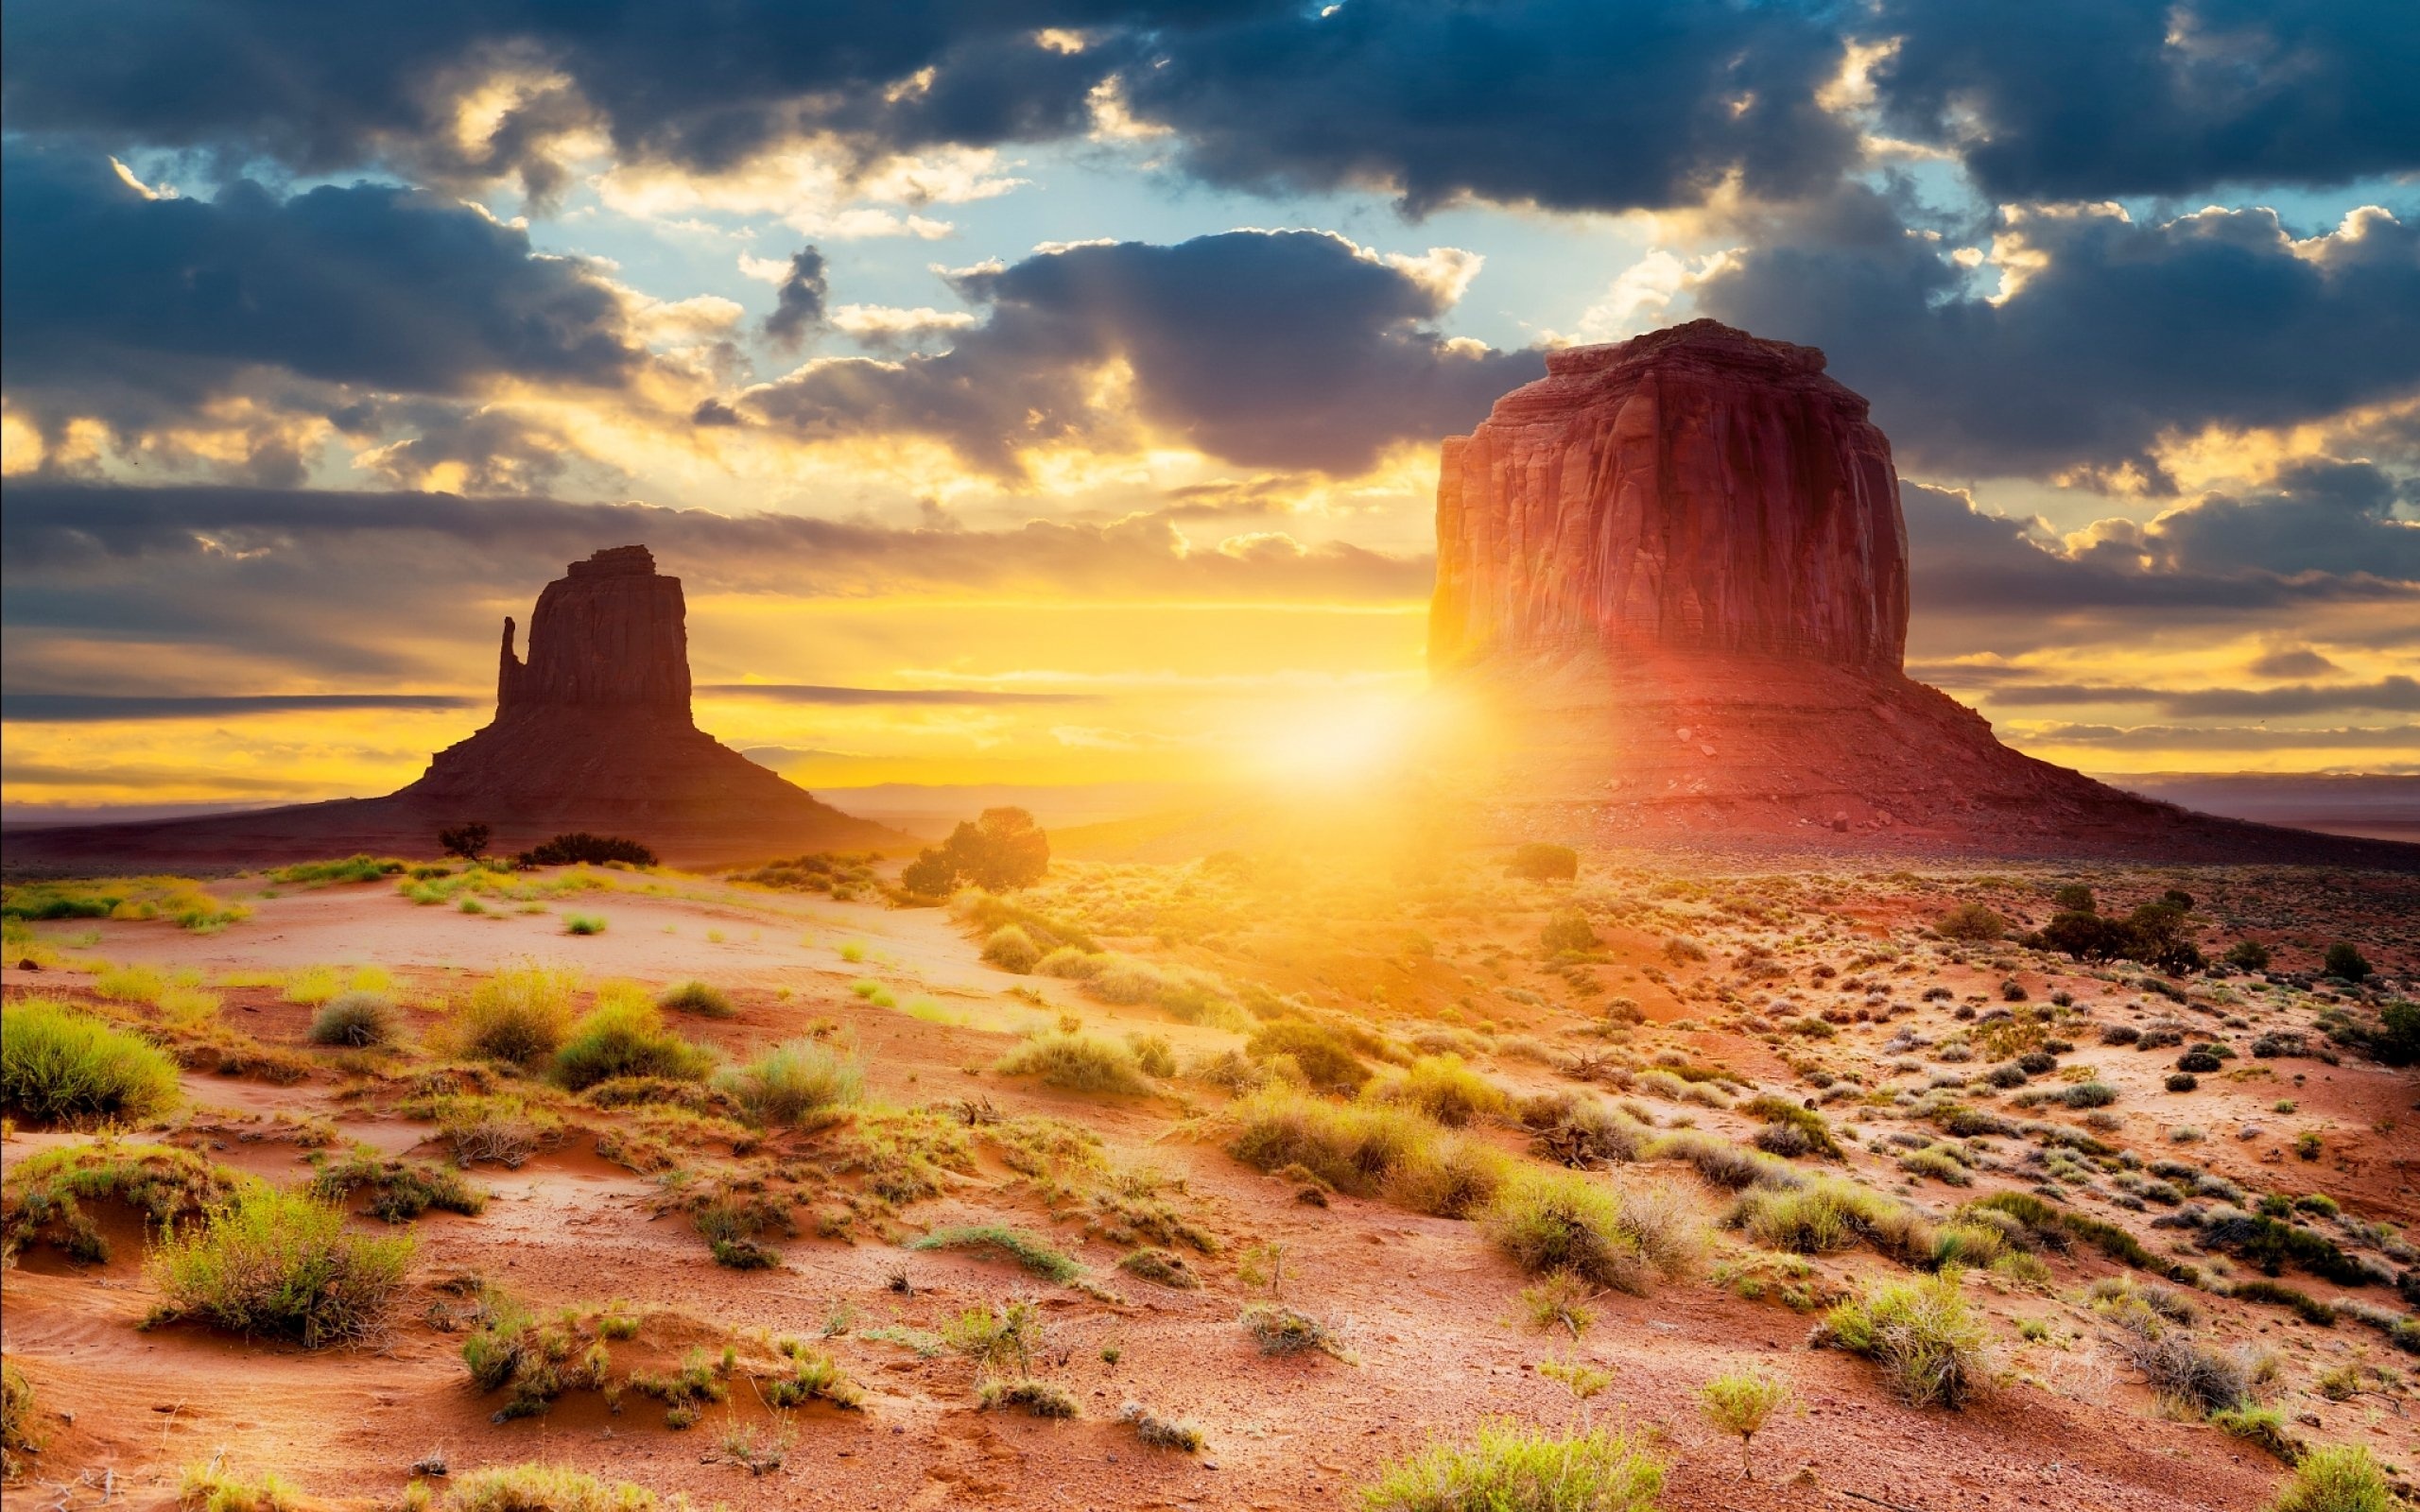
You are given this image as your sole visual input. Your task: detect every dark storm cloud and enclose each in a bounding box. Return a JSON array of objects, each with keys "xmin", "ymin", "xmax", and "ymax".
[
  {"xmin": 763, "ymin": 247, "xmax": 830, "ymax": 351},
  {"xmin": 737, "ymin": 230, "xmax": 1539, "ymax": 475},
  {"xmin": 0, "ymin": 142, "xmax": 641, "ymax": 434},
  {"xmin": 1699, "ymin": 194, "xmax": 2420, "ymax": 481},
  {"xmin": 1863, "ymin": 0, "xmax": 2420, "ymax": 201}
]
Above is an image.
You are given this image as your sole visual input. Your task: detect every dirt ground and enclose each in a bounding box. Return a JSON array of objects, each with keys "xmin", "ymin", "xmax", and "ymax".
[{"xmin": 3, "ymin": 853, "xmax": 2414, "ymax": 1511}]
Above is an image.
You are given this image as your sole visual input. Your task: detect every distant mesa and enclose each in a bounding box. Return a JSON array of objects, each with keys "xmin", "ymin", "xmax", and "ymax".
[
  {"xmin": 1432, "ymin": 318, "xmax": 2414, "ymax": 864},
  {"xmin": 5, "ymin": 546, "xmax": 904, "ymax": 873}
]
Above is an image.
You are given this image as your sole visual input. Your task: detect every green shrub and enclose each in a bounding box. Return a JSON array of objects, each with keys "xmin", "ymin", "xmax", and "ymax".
[
  {"xmin": 1484, "ymin": 1169, "xmax": 1703, "ymax": 1295},
  {"xmin": 1699, "ymin": 1368, "xmax": 1792, "ymax": 1481},
  {"xmin": 994, "ymin": 1032, "xmax": 1154, "ymax": 1095},
  {"xmin": 2209, "ymin": 1402, "xmax": 2297, "ymax": 1462},
  {"xmin": 981, "ymin": 925, "xmax": 1043, "ymax": 973},
  {"xmin": 447, "ymin": 1463, "xmax": 667, "ymax": 1512},
  {"xmin": 309, "ymin": 1151, "xmax": 487, "ymax": 1222},
  {"xmin": 1649, "ymin": 1130, "xmax": 1800, "ymax": 1192},
  {"xmin": 1120, "ymin": 1401, "xmax": 1205, "ymax": 1451},
  {"xmin": 552, "ymin": 999, "xmax": 714, "ymax": 1091},
  {"xmin": 452, "ymin": 965, "xmax": 579, "ymax": 1066},
  {"xmin": 308, "ymin": 991, "xmax": 397, "ymax": 1048},
  {"xmin": 1357, "ymin": 1418, "xmax": 1664, "ymax": 1512},
  {"xmin": 1733, "ymin": 1178, "xmax": 1932, "ymax": 1262},
  {"xmin": 1246, "ymin": 1021, "xmax": 1373, "ymax": 1093},
  {"xmin": 1505, "ymin": 843, "xmax": 1579, "ymax": 882},
  {"xmin": 2063, "ymin": 1081, "xmax": 2119, "ymax": 1108},
  {"xmin": 717, "ymin": 1039, "xmax": 862, "ymax": 1128},
  {"xmin": 1821, "ymin": 1272, "xmax": 1988, "ymax": 1408},
  {"xmin": 2271, "ymin": 1444, "xmax": 2393, "ymax": 1512},
  {"xmin": 1541, "ymin": 908, "xmax": 1599, "ymax": 954},
  {"xmin": 1239, "ymin": 1302, "xmax": 1349, "ymax": 1358},
  {"xmin": 912, "ymin": 1224, "xmax": 1081, "ymax": 1282},
  {"xmin": 1936, "ymin": 903, "xmax": 2008, "ymax": 942},
  {"xmin": 0, "ymin": 999, "xmax": 182, "ymax": 1126},
  {"xmin": 180, "ymin": 1461, "xmax": 304, "ymax": 1511},
  {"xmin": 656, "ymin": 981, "xmax": 735, "ymax": 1018},
  {"xmin": 1381, "ymin": 1133, "xmax": 1512, "ymax": 1219},
  {"xmin": 1035, "ymin": 946, "xmax": 1105, "ymax": 979},
  {"xmin": 411, "ymin": 1092, "xmax": 565, "ymax": 1168},
  {"xmin": 2322, "ymin": 944, "xmax": 2371, "ymax": 984},
  {"xmin": 1228, "ymin": 1089, "xmax": 1436, "ymax": 1198},
  {"xmin": 147, "ymin": 1184, "xmax": 414, "ymax": 1346},
  {"xmin": 1741, "ymin": 1095, "xmax": 1844, "ymax": 1160},
  {"xmin": 1, "ymin": 1141, "xmax": 237, "ymax": 1264},
  {"xmin": 977, "ymin": 1377, "xmax": 1079, "ymax": 1418},
  {"xmin": 563, "ymin": 914, "xmax": 607, "ymax": 936},
  {"xmin": 521, "ymin": 833, "xmax": 655, "ymax": 868},
  {"xmin": 2, "ymin": 1358, "xmax": 37, "ymax": 1473},
  {"xmin": 1365, "ymin": 1055, "xmax": 1509, "ymax": 1127},
  {"xmin": 1118, "ymin": 1246, "xmax": 1201, "ymax": 1288},
  {"xmin": 1126, "ymin": 1031, "xmax": 1177, "ymax": 1077}
]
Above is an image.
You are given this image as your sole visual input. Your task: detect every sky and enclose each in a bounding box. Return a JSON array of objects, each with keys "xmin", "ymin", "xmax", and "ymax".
[{"xmin": 3, "ymin": 0, "xmax": 2417, "ymax": 812}]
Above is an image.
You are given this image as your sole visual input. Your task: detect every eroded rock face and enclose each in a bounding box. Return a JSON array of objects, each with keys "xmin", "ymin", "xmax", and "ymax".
[
  {"xmin": 498, "ymin": 544, "xmax": 691, "ymax": 715},
  {"xmin": 1432, "ymin": 320, "xmax": 1907, "ymax": 675}
]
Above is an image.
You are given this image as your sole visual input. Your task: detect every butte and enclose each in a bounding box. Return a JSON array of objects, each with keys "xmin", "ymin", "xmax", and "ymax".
[
  {"xmin": 1428, "ymin": 319, "xmax": 2414, "ymax": 864},
  {"xmin": 4, "ymin": 546, "xmax": 902, "ymax": 873}
]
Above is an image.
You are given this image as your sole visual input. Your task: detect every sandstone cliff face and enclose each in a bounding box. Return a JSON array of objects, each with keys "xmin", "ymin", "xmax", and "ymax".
[
  {"xmin": 498, "ymin": 543, "xmax": 691, "ymax": 715},
  {"xmin": 1431, "ymin": 320, "xmax": 1907, "ymax": 675}
]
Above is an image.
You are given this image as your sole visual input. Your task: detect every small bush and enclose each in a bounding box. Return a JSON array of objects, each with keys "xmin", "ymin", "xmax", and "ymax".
[
  {"xmin": 981, "ymin": 925, "xmax": 1043, "ymax": 973},
  {"xmin": 912, "ymin": 1224, "xmax": 1081, "ymax": 1282},
  {"xmin": 310, "ymin": 1152, "xmax": 486, "ymax": 1222},
  {"xmin": 1357, "ymin": 1418, "xmax": 1665, "ymax": 1512},
  {"xmin": 2271, "ymin": 1444, "xmax": 2394, "ymax": 1512},
  {"xmin": 656, "ymin": 981, "xmax": 735, "ymax": 1018},
  {"xmin": 452, "ymin": 965, "xmax": 579, "ymax": 1066},
  {"xmin": 1820, "ymin": 1273, "xmax": 1988, "ymax": 1408},
  {"xmin": 2167, "ymin": 1073, "xmax": 2200, "ymax": 1092},
  {"xmin": 147, "ymin": 1184, "xmax": 414, "ymax": 1347},
  {"xmin": 1506, "ymin": 843, "xmax": 1580, "ymax": 882},
  {"xmin": 1651, "ymin": 1131, "xmax": 1800, "ymax": 1193},
  {"xmin": 521, "ymin": 833, "xmax": 655, "ymax": 868},
  {"xmin": 2063, "ymin": 1081, "xmax": 2119, "ymax": 1108},
  {"xmin": 977, "ymin": 1377, "xmax": 1079, "ymax": 1418},
  {"xmin": 2, "ymin": 1359, "xmax": 37, "ymax": 1473},
  {"xmin": 1485, "ymin": 1169, "xmax": 1703, "ymax": 1295},
  {"xmin": 1120, "ymin": 1401, "xmax": 1205, "ymax": 1451},
  {"xmin": 994, "ymin": 1032, "xmax": 1154, "ymax": 1095},
  {"xmin": 1365, "ymin": 1056, "xmax": 1508, "ymax": 1127},
  {"xmin": 563, "ymin": 914, "xmax": 607, "ymax": 936},
  {"xmin": 717, "ymin": 1039, "xmax": 863, "ymax": 1128},
  {"xmin": 447, "ymin": 1463, "xmax": 666, "ymax": 1512},
  {"xmin": 552, "ymin": 1000, "xmax": 714, "ymax": 1091},
  {"xmin": 1741, "ymin": 1095, "xmax": 1843, "ymax": 1160},
  {"xmin": 2322, "ymin": 944, "xmax": 2371, "ymax": 983},
  {"xmin": 1228, "ymin": 1090, "xmax": 1436, "ymax": 1198},
  {"xmin": 1, "ymin": 1141, "xmax": 238, "ymax": 1264},
  {"xmin": 1239, "ymin": 1302, "xmax": 1348, "ymax": 1358},
  {"xmin": 2209, "ymin": 1402, "xmax": 2297, "ymax": 1462},
  {"xmin": 1734, "ymin": 1178, "xmax": 1931, "ymax": 1262},
  {"xmin": 1699, "ymin": 1368, "xmax": 1792, "ymax": 1481},
  {"xmin": 1246, "ymin": 1021, "xmax": 1373, "ymax": 1094},
  {"xmin": 180, "ymin": 1461, "xmax": 304, "ymax": 1511},
  {"xmin": 415, "ymin": 1092, "xmax": 564, "ymax": 1168},
  {"xmin": 1936, "ymin": 903, "xmax": 2008, "ymax": 943},
  {"xmin": 1541, "ymin": 909, "xmax": 1599, "ymax": 954},
  {"xmin": 1126, "ymin": 1031, "xmax": 1177, "ymax": 1078},
  {"xmin": 307, "ymin": 992, "xmax": 397, "ymax": 1048},
  {"xmin": 1118, "ymin": 1246, "xmax": 1201, "ymax": 1288},
  {"xmin": 0, "ymin": 999, "xmax": 183, "ymax": 1126}
]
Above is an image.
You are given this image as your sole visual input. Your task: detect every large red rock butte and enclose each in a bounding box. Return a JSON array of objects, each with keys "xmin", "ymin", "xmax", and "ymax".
[
  {"xmin": 5, "ymin": 547, "xmax": 903, "ymax": 872},
  {"xmin": 1430, "ymin": 319, "xmax": 2413, "ymax": 863}
]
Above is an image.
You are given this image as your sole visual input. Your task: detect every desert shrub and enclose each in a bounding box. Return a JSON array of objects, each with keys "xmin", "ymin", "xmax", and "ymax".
[
  {"xmin": 2322, "ymin": 943, "xmax": 2371, "ymax": 983},
  {"xmin": 180, "ymin": 1461, "xmax": 304, "ymax": 1511},
  {"xmin": 1485, "ymin": 1169, "xmax": 1703, "ymax": 1295},
  {"xmin": 2225, "ymin": 940, "xmax": 2273, "ymax": 971},
  {"xmin": 551, "ymin": 1000, "xmax": 714, "ymax": 1091},
  {"xmin": 1649, "ymin": 1130, "xmax": 1801, "ymax": 1193},
  {"xmin": 147, "ymin": 1184, "xmax": 414, "ymax": 1346},
  {"xmin": 695, "ymin": 1196, "xmax": 789, "ymax": 1268},
  {"xmin": 2209, "ymin": 1402, "xmax": 2297, "ymax": 1462},
  {"xmin": 2272, "ymin": 1445, "xmax": 2394, "ymax": 1512},
  {"xmin": 446, "ymin": 1463, "xmax": 667, "ymax": 1512},
  {"xmin": 1357, "ymin": 1418, "xmax": 1665, "ymax": 1512},
  {"xmin": 1364, "ymin": 1056, "xmax": 1508, "ymax": 1127},
  {"xmin": 2, "ymin": 1359, "xmax": 37, "ymax": 1473},
  {"xmin": 414, "ymin": 1093, "xmax": 564, "ymax": 1168},
  {"xmin": 1120, "ymin": 1401, "xmax": 1205, "ymax": 1451},
  {"xmin": 452, "ymin": 965, "xmax": 580, "ymax": 1066},
  {"xmin": 1118, "ymin": 1247, "xmax": 1201, "ymax": 1288},
  {"xmin": 1700, "ymin": 1368, "xmax": 1792, "ymax": 1481},
  {"xmin": 1227, "ymin": 1089, "xmax": 1437, "ymax": 1197},
  {"xmin": 977, "ymin": 1377, "xmax": 1079, "ymax": 1418},
  {"xmin": 717, "ymin": 1039, "xmax": 863, "ymax": 1128},
  {"xmin": 563, "ymin": 914, "xmax": 607, "ymax": 936},
  {"xmin": 2231, "ymin": 1279, "xmax": 2337, "ymax": 1327},
  {"xmin": 1936, "ymin": 903, "xmax": 2007, "ymax": 942},
  {"xmin": 1741, "ymin": 1095, "xmax": 1843, "ymax": 1160},
  {"xmin": 1246, "ymin": 1021, "xmax": 1372, "ymax": 1093},
  {"xmin": 656, "ymin": 981, "xmax": 735, "ymax": 1018},
  {"xmin": 1899, "ymin": 1146, "xmax": 1973, "ymax": 1186},
  {"xmin": 310, "ymin": 1151, "xmax": 486, "ymax": 1222},
  {"xmin": 945, "ymin": 1297, "xmax": 1045, "ymax": 1375},
  {"xmin": 1734, "ymin": 1178, "xmax": 1931, "ymax": 1263},
  {"xmin": 1820, "ymin": 1272, "xmax": 1988, "ymax": 1408},
  {"xmin": 994, "ymin": 1032, "xmax": 1154, "ymax": 1095},
  {"xmin": 1239, "ymin": 1302, "xmax": 1349, "ymax": 1358},
  {"xmin": 1540, "ymin": 908, "xmax": 1599, "ymax": 954},
  {"xmin": 981, "ymin": 925, "xmax": 1043, "ymax": 973},
  {"xmin": 1381, "ymin": 1133, "xmax": 1512, "ymax": 1219},
  {"xmin": 1, "ymin": 1000, "xmax": 182, "ymax": 1126},
  {"xmin": 1126, "ymin": 1031, "xmax": 1177, "ymax": 1078},
  {"xmin": 1, "ymin": 1140, "xmax": 238, "ymax": 1264},
  {"xmin": 520, "ymin": 833, "xmax": 655, "ymax": 868},
  {"xmin": 1506, "ymin": 842, "xmax": 1580, "ymax": 882},
  {"xmin": 2167, "ymin": 1073, "xmax": 2200, "ymax": 1092},
  {"xmin": 1519, "ymin": 1092, "xmax": 1644, "ymax": 1169},
  {"xmin": 307, "ymin": 992, "xmax": 397, "ymax": 1048},
  {"xmin": 2063, "ymin": 1081, "xmax": 2119, "ymax": 1108},
  {"xmin": 1035, "ymin": 946, "xmax": 1105, "ymax": 979},
  {"xmin": 2201, "ymin": 1213, "xmax": 2375, "ymax": 1286},
  {"xmin": 912, "ymin": 1224, "xmax": 1081, "ymax": 1282}
]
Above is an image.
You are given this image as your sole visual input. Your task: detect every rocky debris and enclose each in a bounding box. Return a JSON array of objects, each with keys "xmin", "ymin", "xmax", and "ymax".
[{"xmin": 1430, "ymin": 320, "xmax": 2417, "ymax": 866}]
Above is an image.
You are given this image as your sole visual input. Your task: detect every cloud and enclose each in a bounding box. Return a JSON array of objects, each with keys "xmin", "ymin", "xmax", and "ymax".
[
  {"xmin": 1698, "ymin": 195, "xmax": 2420, "ymax": 482},
  {"xmin": 733, "ymin": 229, "xmax": 1539, "ymax": 475},
  {"xmin": 1863, "ymin": 0, "xmax": 2420, "ymax": 200},
  {"xmin": 1959, "ymin": 676, "xmax": 2420, "ymax": 717},
  {"xmin": 762, "ymin": 247, "xmax": 830, "ymax": 350},
  {"xmin": 2015, "ymin": 721, "xmax": 2420, "ymax": 752},
  {"xmin": 1, "ymin": 693, "xmax": 478, "ymax": 722},
  {"xmin": 2247, "ymin": 646, "xmax": 2341, "ymax": 679},
  {"xmin": 699, "ymin": 683, "xmax": 1091, "ymax": 705}
]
